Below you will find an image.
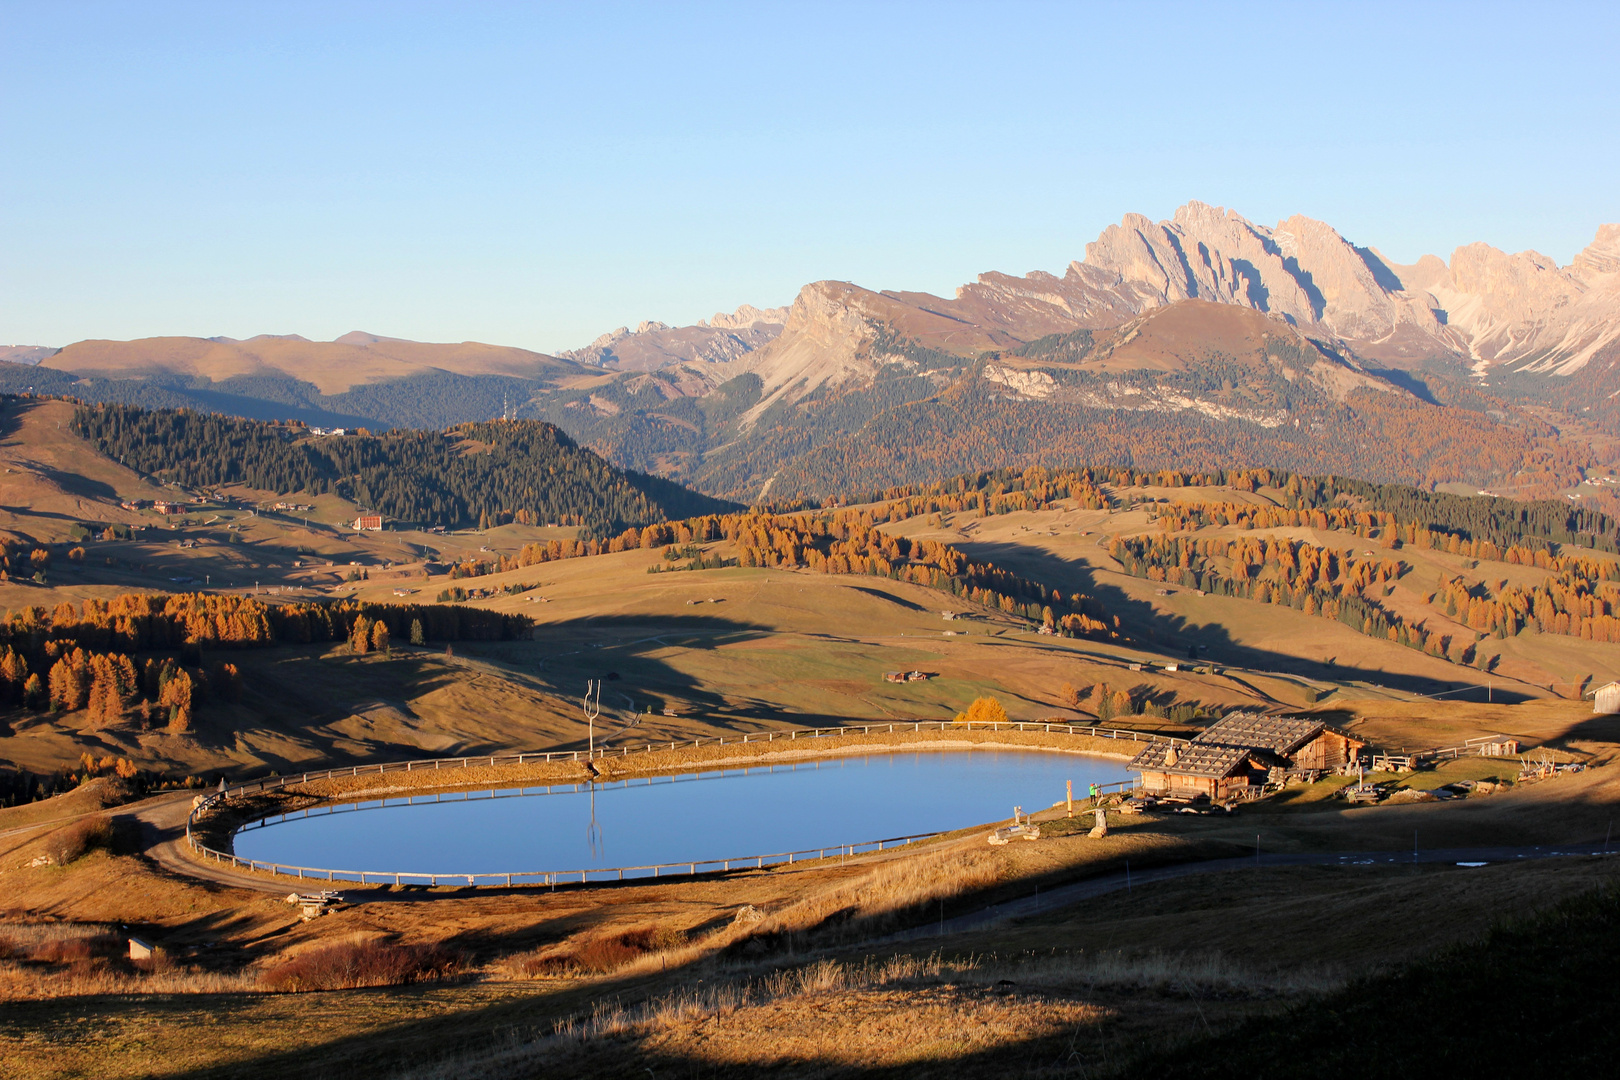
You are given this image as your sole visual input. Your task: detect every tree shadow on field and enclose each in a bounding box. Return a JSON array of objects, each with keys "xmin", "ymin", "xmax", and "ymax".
[
  {"xmin": 454, "ymin": 612, "xmax": 791, "ymax": 736},
  {"xmin": 844, "ymin": 584, "xmax": 930, "ymax": 612},
  {"xmin": 33, "ymin": 463, "xmax": 120, "ymax": 502},
  {"xmin": 953, "ymin": 539, "xmax": 1533, "ymax": 704},
  {"xmin": 167, "ymin": 614, "xmax": 780, "ymax": 779}
]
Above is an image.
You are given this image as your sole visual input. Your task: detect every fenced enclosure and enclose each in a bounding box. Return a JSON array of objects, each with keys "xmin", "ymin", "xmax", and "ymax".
[{"xmin": 186, "ymin": 719, "xmax": 1158, "ymax": 887}]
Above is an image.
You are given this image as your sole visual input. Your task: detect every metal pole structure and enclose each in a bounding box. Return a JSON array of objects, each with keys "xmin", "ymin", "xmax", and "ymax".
[{"xmin": 583, "ymin": 679, "xmax": 601, "ymax": 758}]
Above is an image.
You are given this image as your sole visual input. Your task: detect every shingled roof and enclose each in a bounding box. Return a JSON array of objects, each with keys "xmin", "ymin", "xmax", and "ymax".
[
  {"xmin": 1193, "ymin": 713, "xmax": 1326, "ymax": 755},
  {"xmin": 1127, "ymin": 741, "xmax": 1255, "ymax": 779}
]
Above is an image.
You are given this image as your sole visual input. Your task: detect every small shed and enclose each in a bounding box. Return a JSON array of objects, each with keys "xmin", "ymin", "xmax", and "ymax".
[
  {"xmin": 1593, "ymin": 681, "xmax": 1620, "ymax": 716},
  {"xmin": 127, "ymin": 936, "xmax": 153, "ymax": 961},
  {"xmin": 1127, "ymin": 741, "xmax": 1268, "ymax": 800}
]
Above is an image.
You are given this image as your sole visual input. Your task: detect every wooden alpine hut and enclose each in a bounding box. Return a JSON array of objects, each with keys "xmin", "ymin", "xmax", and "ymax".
[
  {"xmin": 1128, "ymin": 712, "xmax": 1367, "ymax": 800},
  {"xmin": 1127, "ymin": 741, "xmax": 1271, "ymax": 801},
  {"xmin": 1193, "ymin": 713, "xmax": 1365, "ymax": 771}
]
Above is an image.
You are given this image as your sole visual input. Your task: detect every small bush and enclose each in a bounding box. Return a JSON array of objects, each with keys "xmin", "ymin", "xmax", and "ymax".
[
  {"xmin": 30, "ymin": 933, "xmax": 119, "ymax": 964},
  {"xmin": 42, "ymin": 815, "xmax": 115, "ymax": 866},
  {"xmin": 260, "ymin": 940, "xmax": 460, "ymax": 992},
  {"xmin": 571, "ymin": 937, "xmax": 641, "ymax": 974},
  {"xmin": 524, "ymin": 925, "xmax": 688, "ymax": 977},
  {"xmin": 131, "ymin": 946, "xmax": 177, "ymax": 975}
]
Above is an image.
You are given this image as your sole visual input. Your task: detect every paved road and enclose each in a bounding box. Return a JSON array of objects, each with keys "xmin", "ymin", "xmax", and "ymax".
[{"xmin": 878, "ymin": 841, "xmax": 1620, "ymax": 944}]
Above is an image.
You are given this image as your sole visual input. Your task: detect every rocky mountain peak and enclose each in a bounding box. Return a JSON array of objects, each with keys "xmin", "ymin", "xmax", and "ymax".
[
  {"xmin": 700, "ymin": 303, "xmax": 789, "ymax": 330},
  {"xmin": 1571, "ymin": 223, "xmax": 1620, "ymax": 279}
]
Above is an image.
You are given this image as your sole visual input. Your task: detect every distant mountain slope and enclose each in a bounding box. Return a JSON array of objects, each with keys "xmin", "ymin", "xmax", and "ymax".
[
  {"xmin": 728, "ymin": 302, "xmax": 1583, "ymax": 501},
  {"xmin": 0, "ymin": 345, "xmax": 56, "ymax": 366},
  {"xmin": 40, "ymin": 332, "xmax": 582, "ymax": 394},
  {"xmin": 557, "ymin": 304, "xmax": 787, "ymax": 371}
]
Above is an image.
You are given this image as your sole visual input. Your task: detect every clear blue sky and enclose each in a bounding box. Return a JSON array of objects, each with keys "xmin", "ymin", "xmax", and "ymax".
[{"xmin": 4, "ymin": 1, "xmax": 1616, "ymax": 353}]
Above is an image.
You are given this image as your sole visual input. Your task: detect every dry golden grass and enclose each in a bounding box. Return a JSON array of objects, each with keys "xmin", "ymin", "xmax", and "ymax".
[
  {"xmin": 0, "ymin": 920, "xmax": 258, "ymax": 1000},
  {"xmin": 0, "ymin": 776, "xmax": 133, "ymax": 832},
  {"xmin": 395, "ymin": 943, "xmax": 1344, "ymax": 1079},
  {"xmin": 0, "ymin": 957, "xmax": 259, "ymax": 1000},
  {"xmin": 398, "ymin": 951, "xmax": 1115, "ymax": 1079},
  {"xmin": 746, "ymin": 844, "xmax": 1005, "ymax": 945}
]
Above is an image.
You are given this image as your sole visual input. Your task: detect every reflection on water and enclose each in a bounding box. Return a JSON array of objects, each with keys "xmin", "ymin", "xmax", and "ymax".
[{"xmin": 235, "ymin": 749, "xmax": 1129, "ymax": 876}]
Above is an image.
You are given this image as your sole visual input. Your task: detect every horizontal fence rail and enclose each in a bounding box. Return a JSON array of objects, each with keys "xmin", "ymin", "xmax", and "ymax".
[
  {"xmin": 186, "ymin": 719, "xmax": 1156, "ymax": 887},
  {"xmin": 189, "ymin": 830, "xmax": 943, "ymax": 888}
]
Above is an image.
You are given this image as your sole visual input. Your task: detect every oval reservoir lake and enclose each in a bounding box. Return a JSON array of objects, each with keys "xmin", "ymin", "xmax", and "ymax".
[{"xmin": 234, "ymin": 749, "xmax": 1129, "ymax": 879}]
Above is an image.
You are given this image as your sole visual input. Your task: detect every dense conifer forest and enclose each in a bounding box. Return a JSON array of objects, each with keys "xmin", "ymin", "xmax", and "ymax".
[{"xmin": 71, "ymin": 403, "xmax": 738, "ymax": 533}]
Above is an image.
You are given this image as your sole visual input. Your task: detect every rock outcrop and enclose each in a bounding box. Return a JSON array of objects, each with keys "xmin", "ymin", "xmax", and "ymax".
[
  {"xmin": 1076, "ymin": 203, "xmax": 1620, "ymax": 376},
  {"xmin": 559, "ymin": 303, "xmax": 787, "ymax": 371}
]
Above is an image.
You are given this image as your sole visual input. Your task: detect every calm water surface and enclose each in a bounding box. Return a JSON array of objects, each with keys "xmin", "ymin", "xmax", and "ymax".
[{"xmin": 234, "ymin": 749, "xmax": 1128, "ymax": 876}]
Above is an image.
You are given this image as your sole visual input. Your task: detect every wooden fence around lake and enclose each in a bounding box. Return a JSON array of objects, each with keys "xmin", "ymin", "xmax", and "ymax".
[{"xmin": 185, "ymin": 719, "xmax": 1155, "ymax": 887}]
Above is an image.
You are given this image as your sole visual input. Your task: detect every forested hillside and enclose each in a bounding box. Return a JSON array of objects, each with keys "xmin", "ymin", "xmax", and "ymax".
[
  {"xmin": 0, "ymin": 591, "xmax": 529, "ymax": 733},
  {"xmin": 72, "ymin": 403, "xmax": 738, "ymax": 533},
  {"xmin": 753, "ymin": 374, "xmax": 1584, "ymax": 503},
  {"xmin": 834, "ymin": 463, "xmax": 1618, "ymax": 553}
]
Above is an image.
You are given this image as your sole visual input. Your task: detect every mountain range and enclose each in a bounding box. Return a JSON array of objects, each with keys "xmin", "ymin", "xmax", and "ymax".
[{"xmin": 5, "ymin": 203, "xmax": 1618, "ymax": 504}]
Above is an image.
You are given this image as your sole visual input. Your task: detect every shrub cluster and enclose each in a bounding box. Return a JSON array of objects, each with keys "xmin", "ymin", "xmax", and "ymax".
[
  {"xmin": 259, "ymin": 940, "xmax": 460, "ymax": 992},
  {"xmin": 520, "ymin": 925, "xmax": 687, "ymax": 977},
  {"xmin": 42, "ymin": 815, "xmax": 116, "ymax": 866}
]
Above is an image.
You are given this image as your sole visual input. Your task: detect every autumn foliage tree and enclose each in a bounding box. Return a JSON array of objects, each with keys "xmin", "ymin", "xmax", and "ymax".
[
  {"xmin": 954, "ymin": 696, "xmax": 1009, "ymax": 725},
  {"xmin": 161, "ymin": 669, "xmax": 194, "ymax": 733},
  {"xmin": 349, "ymin": 616, "xmax": 372, "ymax": 655}
]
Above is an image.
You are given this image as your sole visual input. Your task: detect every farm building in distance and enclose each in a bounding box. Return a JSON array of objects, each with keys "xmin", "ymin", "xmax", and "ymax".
[
  {"xmin": 352, "ymin": 515, "xmax": 383, "ymax": 532},
  {"xmin": 1128, "ymin": 712, "xmax": 1367, "ymax": 800},
  {"xmin": 1593, "ymin": 680, "xmax": 1620, "ymax": 715},
  {"xmin": 883, "ymin": 671, "xmax": 934, "ymax": 683}
]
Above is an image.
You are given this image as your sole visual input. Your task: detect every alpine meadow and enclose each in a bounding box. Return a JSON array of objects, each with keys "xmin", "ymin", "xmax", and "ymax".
[{"xmin": 4, "ymin": 5, "xmax": 1620, "ymax": 1078}]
